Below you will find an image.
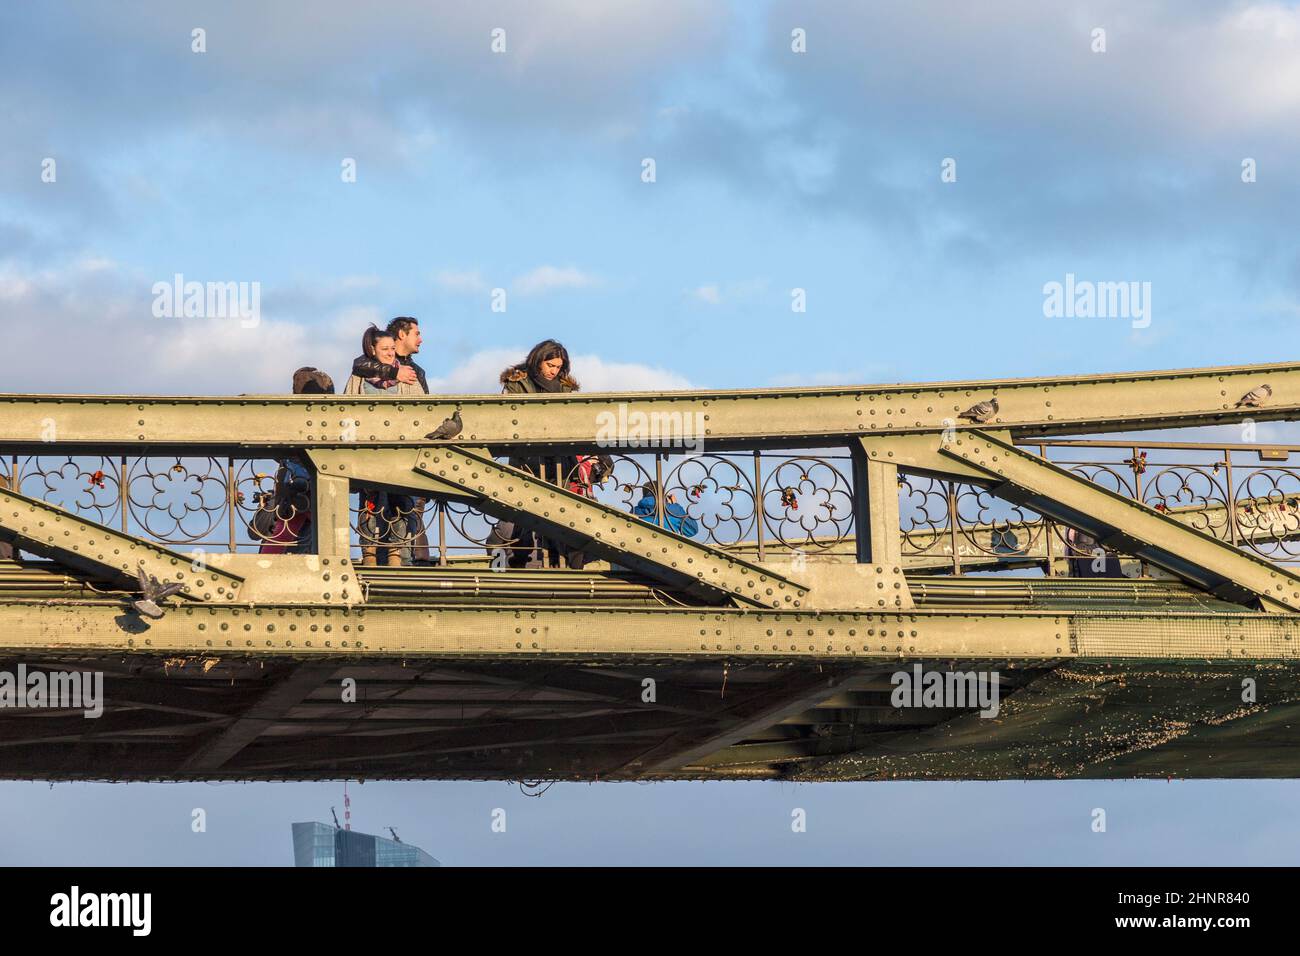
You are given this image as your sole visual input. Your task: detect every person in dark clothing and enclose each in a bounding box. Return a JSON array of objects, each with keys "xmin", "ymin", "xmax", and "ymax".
[
  {"xmin": 257, "ymin": 368, "xmax": 335, "ymax": 554},
  {"xmin": 494, "ymin": 340, "xmax": 587, "ymax": 568},
  {"xmin": 342, "ymin": 328, "xmax": 422, "ymax": 565},
  {"xmin": 344, "ymin": 321, "xmax": 431, "ymax": 562},
  {"xmin": 293, "ymin": 367, "xmax": 335, "ymax": 395},
  {"xmin": 0, "ymin": 473, "xmax": 13, "ymax": 560},
  {"xmin": 1064, "ymin": 527, "xmax": 1125, "ymax": 578},
  {"xmin": 500, "ymin": 339, "xmax": 579, "ymax": 395}
]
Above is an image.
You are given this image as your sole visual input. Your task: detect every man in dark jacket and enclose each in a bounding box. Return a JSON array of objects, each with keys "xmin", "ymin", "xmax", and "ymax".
[{"xmin": 387, "ymin": 316, "xmax": 428, "ymax": 391}]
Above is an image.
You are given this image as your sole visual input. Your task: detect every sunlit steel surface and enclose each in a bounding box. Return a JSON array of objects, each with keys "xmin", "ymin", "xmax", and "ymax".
[{"xmin": 1, "ymin": 363, "xmax": 1299, "ymax": 781}]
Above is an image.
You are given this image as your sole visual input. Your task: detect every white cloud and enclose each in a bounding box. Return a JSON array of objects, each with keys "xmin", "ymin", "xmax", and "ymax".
[
  {"xmin": 426, "ymin": 349, "xmax": 523, "ymax": 393},
  {"xmin": 434, "ymin": 270, "xmax": 489, "ymax": 294},
  {"xmin": 769, "ymin": 367, "xmax": 892, "ymax": 387},
  {"xmin": 0, "ymin": 260, "xmax": 367, "ymax": 394},
  {"xmin": 769, "ymin": 0, "xmax": 1300, "ymax": 145},
  {"xmin": 2, "ymin": 1, "xmax": 729, "ymax": 172},
  {"xmin": 0, "ymin": 261, "xmax": 689, "ymax": 397},
  {"xmin": 569, "ymin": 354, "xmax": 693, "ymax": 392},
  {"xmin": 688, "ymin": 279, "xmax": 769, "ymax": 305},
  {"xmin": 428, "ymin": 348, "xmax": 693, "ymax": 394},
  {"xmin": 512, "ymin": 265, "xmax": 599, "ymax": 296}
]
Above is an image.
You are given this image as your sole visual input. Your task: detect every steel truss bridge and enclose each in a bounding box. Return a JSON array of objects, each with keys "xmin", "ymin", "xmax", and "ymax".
[{"xmin": 3, "ymin": 361, "xmax": 1300, "ymax": 781}]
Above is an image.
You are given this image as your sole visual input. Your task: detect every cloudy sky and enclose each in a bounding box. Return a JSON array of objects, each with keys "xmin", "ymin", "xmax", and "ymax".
[
  {"xmin": 2, "ymin": 1, "xmax": 1300, "ymax": 864},
  {"xmin": 4, "ymin": 1, "xmax": 1299, "ymax": 395}
]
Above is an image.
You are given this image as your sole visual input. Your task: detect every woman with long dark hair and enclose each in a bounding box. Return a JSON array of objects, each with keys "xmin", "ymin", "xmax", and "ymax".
[
  {"xmin": 489, "ymin": 340, "xmax": 608, "ymax": 568},
  {"xmin": 499, "ymin": 339, "xmax": 578, "ymax": 394}
]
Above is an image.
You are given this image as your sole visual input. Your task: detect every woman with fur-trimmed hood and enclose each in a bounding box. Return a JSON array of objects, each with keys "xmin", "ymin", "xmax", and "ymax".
[
  {"xmin": 490, "ymin": 339, "xmax": 598, "ymax": 569},
  {"xmin": 499, "ymin": 338, "xmax": 579, "ymax": 394}
]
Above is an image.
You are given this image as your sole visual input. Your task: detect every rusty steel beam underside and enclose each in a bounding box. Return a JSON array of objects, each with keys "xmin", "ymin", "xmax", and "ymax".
[
  {"xmin": 1, "ymin": 362, "xmax": 1300, "ymax": 781},
  {"xmin": 0, "ymin": 650, "xmax": 1296, "ymax": 782}
]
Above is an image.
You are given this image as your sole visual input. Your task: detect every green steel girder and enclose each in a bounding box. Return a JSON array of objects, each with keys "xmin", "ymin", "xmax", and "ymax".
[
  {"xmin": 928, "ymin": 431, "xmax": 1300, "ymax": 611},
  {"xmin": 0, "ymin": 600, "xmax": 1296, "ymax": 661},
  {"xmin": 0, "ymin": 485, "xmax": 244, "ymax": 601},
  {"xmin": 306, "ymin": 445, "xmax": 811, "ymax": 609},
  {"xmin": 1, "ymin": 360, "xmax": 1298, "ymax": 448},
  {"xmin": 415, "ymin": 446, "xmax": 810, "ymax": 608}
]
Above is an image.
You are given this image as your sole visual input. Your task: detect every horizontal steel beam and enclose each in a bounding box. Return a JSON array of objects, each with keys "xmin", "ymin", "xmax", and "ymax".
[
  {"xmin": 1, "ymin": 360, "xmax": 1297, "ymax": 448},
  {"xmin": 0, "ymin": 600, "xmax": 1295, "ymax": 661}
]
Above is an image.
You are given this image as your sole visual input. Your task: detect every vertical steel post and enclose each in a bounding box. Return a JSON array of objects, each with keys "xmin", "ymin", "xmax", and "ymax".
[
  {"xmin": 753, "ymin": 450, "xmax": 765, "ymax": 562},
  {"xmin": 1132, "ymin": 445, "xmax": 1144, "ymax": 577},
  {"xmin": 437, "ymin": 500, "xmax": 448, "ymax": 566},
  {"xmin": 947, "ymin": 482, "xmax": 961, "ymax": 576},
  {"xmin": 312, "ymin": 473, "xmax": 352, "ymax": 558},
  {"xmin": 1040, "ymin": 443, "xmax": 1055, "ymax": 576},
  {"xmin": 119, "ymin": 454, "xmax": 129, "ymax": 534},
  {"xmin": 1224, "ymin": 448, "xmax": 1238, "ymax": 547},
  {"xmin": 654, "ymin": 454, "xmax": 665, "ymax": 530},
  {"xmin": 227, "ymin": 458, "xmax": 237, "ymax": 552},
  {"xmin": 849, "ymin": 440, "xmax": 902, "ymax": 568}
]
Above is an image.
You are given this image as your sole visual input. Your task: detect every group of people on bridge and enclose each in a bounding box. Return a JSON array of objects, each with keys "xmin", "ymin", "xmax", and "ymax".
[{"xmin": 259, "ymin": 316, "xmax": 697, "ymax": 567}]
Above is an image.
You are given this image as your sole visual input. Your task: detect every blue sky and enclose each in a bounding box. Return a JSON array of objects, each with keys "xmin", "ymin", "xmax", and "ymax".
[
  {"xmin": 4, "ymin": 1, "xmax": 1299, "ymax": 394},
  {"xmin": 2, "ymin": 1, "xmax": 1300, "ymax": 864}
]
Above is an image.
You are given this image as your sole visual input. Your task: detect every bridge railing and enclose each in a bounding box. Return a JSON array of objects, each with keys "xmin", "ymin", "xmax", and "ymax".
[
  {"xmin": 344, "ymin": 449, "xmax": 859, "ymax": 566},
  {"xmin": 3, "ymin": 440, "xmax": 1297, "ymax": 573},
  {"xmin": 0, "ymin": 447, "xmax": 860, "ymax": 565},
  {"xmin": 900, "ymin": 440, "xmax": 1300, "ymax": 573}
]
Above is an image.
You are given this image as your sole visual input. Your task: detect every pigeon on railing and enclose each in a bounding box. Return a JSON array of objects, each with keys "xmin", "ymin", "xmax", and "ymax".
[
  {"xmin": 131, "ymin": 565, "xmax": 186, "ymax": 620},
  {"xmin": 1234, "ymin": 384, "xmax": 1272, "ymax": 408},
  {"xmin": 958, "ymin": 397, "xmax": 999, "ymax": 423},
  {"xmin": 424, "ymin": 410, "xmax": 463, "ymax": 440}
]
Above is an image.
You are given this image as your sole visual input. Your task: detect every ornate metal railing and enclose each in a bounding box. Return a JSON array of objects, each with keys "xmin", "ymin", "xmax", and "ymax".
[
  {"xmin": 0, "ymin": 449, "xmax": 859, "ymax": 566},
  {"xmin": 6, "ymin": 441, "xmax": 1299, "ymax": 573},
  {"xmin": 900, "ymin": 440, "xmax": 1300, "ymax": 573},
  {"xmin": 0, "ymin": 453, "xmax": 288, "ymax": 555},
  {"xmin": 346, "ymin": 450, "xmax": 857, "ymax": 566}
]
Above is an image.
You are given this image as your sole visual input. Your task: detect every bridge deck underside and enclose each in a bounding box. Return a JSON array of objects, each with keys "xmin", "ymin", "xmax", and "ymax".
[{"xmin": 0, "ymin": 652, "xmax": 1295, "ymax": 781}]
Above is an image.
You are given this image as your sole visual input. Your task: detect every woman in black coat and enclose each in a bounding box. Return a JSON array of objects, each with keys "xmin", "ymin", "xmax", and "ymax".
[{"xmin": 489, "ymin": 340, "xmax": 606, "ymax": 569}]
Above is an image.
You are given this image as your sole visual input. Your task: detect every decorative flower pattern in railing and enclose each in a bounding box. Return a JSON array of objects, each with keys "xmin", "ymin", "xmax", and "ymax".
[
  {"xmin": 898, "ymin": 473, "xmax": 1042, "ymax": 561},
  {"xmin": 663, "ymin": 454, "xmax": 756, "ymax": 547},
  {"xmin": 6, "ymin": 444, "xmax": 1300, "ymax": 569},
  {"xmin": 758, "ymin": 456, "xmax": 854, "ymax": 552},
  {"xmin": 1235, "ymin": 468, "xmax": 1300, "ymax": 559}
]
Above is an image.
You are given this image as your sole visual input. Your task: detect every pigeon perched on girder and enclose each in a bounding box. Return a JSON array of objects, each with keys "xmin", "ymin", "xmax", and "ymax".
[
  {"xmin": 424, "ymin": 410, "xmax": 463, "ymax": 441},
  {"xmin": 958, "ymin": 397, "xmax": 999, "ymax": 423},
  {"xmin": 1234, "ymin": 384, "xmax": 1272, "ymax": 408},
  {"xmin": 132, "ymin": 565, "xmax": 186, "ymax": 620}
]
